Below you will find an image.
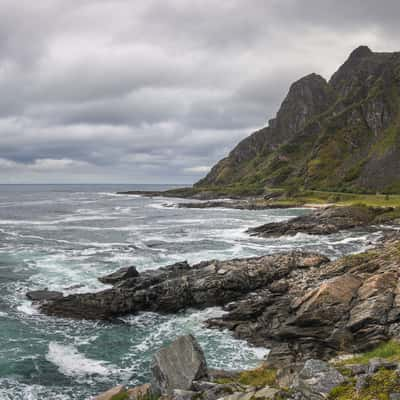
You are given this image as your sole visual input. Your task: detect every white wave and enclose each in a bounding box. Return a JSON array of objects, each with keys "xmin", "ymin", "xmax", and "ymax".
[
  {"xmin": 17, "ymin": 301, "xmax": 39, "ymax": 316},
  {"xmin": 0, "ymin": 311, "xmax": 8, "ymax": 317},
  {"xmin": 46, "ymin": 342, "xmax": 114, "ymax": 377}
]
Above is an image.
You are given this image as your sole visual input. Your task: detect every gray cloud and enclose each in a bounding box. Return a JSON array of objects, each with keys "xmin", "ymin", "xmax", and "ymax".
[{"xmin": 0, "ymin": 0, "xmax": 398, "ymax": 183}]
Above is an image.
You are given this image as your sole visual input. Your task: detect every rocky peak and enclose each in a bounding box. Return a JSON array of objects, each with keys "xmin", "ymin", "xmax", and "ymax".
[
  {"xmin": 270, "ymin": 73, "xmax": 332, "ymax": 143},
  {"xmin": 348, "ymin": 45, "xmax": 373, "ymax": 60}
]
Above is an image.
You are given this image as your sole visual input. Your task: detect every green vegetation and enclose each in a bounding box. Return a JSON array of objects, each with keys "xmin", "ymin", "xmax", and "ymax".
[
  {"xmin": 110, "ymin": 392, "xmax": 130, "ymax": 400},
  {"xmin": 337, "ymin": 340, "xmax": 400, "ymax": 366},
  {"xmin": 214, "ymin": 366, "xmax": 277, "ymax": 388},
  {"xmin": 328, "ymin": 369, "xmax": 400, "ymax": 400}
]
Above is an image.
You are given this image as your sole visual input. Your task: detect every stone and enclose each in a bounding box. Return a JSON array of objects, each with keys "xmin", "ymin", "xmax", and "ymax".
[
  {"xmin": 220, "ymin": 392, "xmax": 256, "ymax": 400},
  {"xmin": 296, "ymin": 359, "xmax": 344, "ymax": 399},
  {"xmin": 368, "ymin": 358, "xmax": 399, "ymax": 374},
  {"xmin": 127, "ymin": 383, "xmax": 151, "ymax": 400},
  {"xmin": 98, "ymin": 266, "xmax": 139, "ymax": 285},
  {"xmin": 26, "ymin": 289, "xmax": 63, "ymax": 302},
  {"xmin": 172, "ymin": 389, "xmax": 198, "ymax": 400},
  {"xmin": 253, "ymin": 386, "xmax": 280, "ymax": 399},
  {"xmin": 93, "ymin": 385, "xmax": 126, "ymax": 400},
  {"xmin": 390, "ymin": 394, "xmax": 400, "ymax": 400},
  {"xmin": 150, "ymin": 335, "xmax": 208, "ymax": 395}
]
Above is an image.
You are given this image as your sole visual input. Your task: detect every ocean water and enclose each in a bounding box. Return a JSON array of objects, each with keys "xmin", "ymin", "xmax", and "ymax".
[{"xmin": 0, "ymin": 184, "xmax": 383, "ymax": 400}]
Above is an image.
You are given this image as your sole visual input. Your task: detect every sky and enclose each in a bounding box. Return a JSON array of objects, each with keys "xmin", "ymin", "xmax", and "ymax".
[{"xmin": 0, "ymin": 0, "xmax": 399, "ymax": 184}]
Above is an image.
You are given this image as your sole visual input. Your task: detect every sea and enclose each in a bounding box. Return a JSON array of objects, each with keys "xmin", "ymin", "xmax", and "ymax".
[{"xmin": 0, "ymin": 184, "xmax": 383, "ymax": 399}]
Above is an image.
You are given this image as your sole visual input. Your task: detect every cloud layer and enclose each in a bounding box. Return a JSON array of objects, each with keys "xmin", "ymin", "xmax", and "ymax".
[{"xmin": 0, "ymin": 0, "xmax": 399, "ymax": 183}]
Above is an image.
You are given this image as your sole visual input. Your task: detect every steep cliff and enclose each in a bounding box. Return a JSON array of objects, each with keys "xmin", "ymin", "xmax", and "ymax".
[{"xmin": 195, "ymin": 46, "xmax": 400, "ymax": 194}]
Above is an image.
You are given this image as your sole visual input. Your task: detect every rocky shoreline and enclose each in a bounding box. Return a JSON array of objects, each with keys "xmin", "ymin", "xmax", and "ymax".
[
  {"xmin": 25, "ymin": 203, "xmax": 400, "ymax": 399},
  {"xmin": 93, "ymin": 334, "xmax": 400, "ymax": 400}
]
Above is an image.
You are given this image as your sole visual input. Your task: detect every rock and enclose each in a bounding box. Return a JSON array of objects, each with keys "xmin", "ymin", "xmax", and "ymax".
[
  {"xmin": 26, "ymin": 290, "xmax": 63, "ymax": 302},
  {"xmin": 39, "ymin": 234, "xmax": 400, "ymax": 369},
  {"xmin": 98, "ymin": 266, "xmax": 139, "ymax": 285},
  {"xmin": 253, "ymin": 386, "xmax": 280, "ymax": 399},
  {"xmin": 367, "ymin": 358, "xmax": 399, "ymax": 374},
  {"xmin": 355, "ymin": 374, "xmax": 368, "ymax": 392},
  {"xmin": 220, "ymin": 392, "xmax": 256, "ymax": 400},
  {"xmin": 247, "ymin": 206, "xmax": 390, "ymax": 237},
  {"xmin": 390, "ymin": 394, "xmax": 400, "ymax": 400},
  {"xmin": 172, "ymin": 389, "xmax": 198, "ymax": 400},
  {"xmin": 150, "ymin": 335, "xmax": 208, "ymax": 395},
  {"xmin": 41, "ymin": 251, "xmax": 328, "ymax": 320},
  {"xmin": 93, "ymin": 385, "xmax": 126, "ymax": 400},
  {"xmin": 127, "ymin": 383, "xmax": 151, "ymax": 400},
  {"xmin": 296, "ymin": 359, "xmax": 344, "ymax": 399}
]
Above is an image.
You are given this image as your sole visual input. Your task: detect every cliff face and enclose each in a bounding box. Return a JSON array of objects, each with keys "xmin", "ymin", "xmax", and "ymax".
[{"xmin": 195, "ymin": 46, "xmax": 400, "ymax": 194}]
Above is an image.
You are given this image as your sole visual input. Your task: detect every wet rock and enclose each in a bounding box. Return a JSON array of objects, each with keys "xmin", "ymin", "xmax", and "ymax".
[
  {"xmin": 247, "ymin": 205, "xmax": 392, "ymax": 237},
  {"xmin": 98, "ymin": 266, "xmax": 139, "ymax": 285},
  {"xmin": 150, "ymin": 335, "xmax": 208, "ymax": 395},
  {"xmin": 26, "ymin": 289, "xmax": 63, "ymax": 302}
]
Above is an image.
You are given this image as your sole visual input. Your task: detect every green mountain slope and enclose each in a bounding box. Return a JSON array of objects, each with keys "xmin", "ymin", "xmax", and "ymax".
[{"xmin": 195, "ymin": 46, "xmax": 400, "ymax": 194}]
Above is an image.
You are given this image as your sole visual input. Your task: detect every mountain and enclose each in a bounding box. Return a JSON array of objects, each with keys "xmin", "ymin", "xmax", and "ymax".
[{"xmin": 195, "ymin": 46, "xmax": 400, "ymax": 194}]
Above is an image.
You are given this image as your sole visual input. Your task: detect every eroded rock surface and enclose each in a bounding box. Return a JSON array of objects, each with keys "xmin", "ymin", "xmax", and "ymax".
[
  {"xmin": 33, "ymin": 234, "xmax": 400, "ymax": 367},
  {"xmin": 247, "ymin": 205, "xmax": 392, "ymax": 237}
]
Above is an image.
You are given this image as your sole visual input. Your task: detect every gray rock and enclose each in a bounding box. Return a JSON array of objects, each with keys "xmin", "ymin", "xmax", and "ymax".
[
  {"xmin": 220, "ymin": 392, "xmax": 256, "ymax": 400},
  {"xmin": 150, "ymin": 335, "xmax": 208, "ymax": 395},
  {"xmin": 368, "ymin": 358, "xmax": 398, "ymax": 374},
  {"xmin": 390, "ymin": 393, "xmax": 400, "ymax": 400},
  {"xmin": 98, "ymin": 266, "xmax": 139, "ymax": 285},
  {"xmin": 172, "ymin": 389, "xmax": 198, "ymax": 400},
  {"xmin": 26, "ymin": 290, "xmax": 63, "ymax": 302},
  {"xmin": 253, "ymin": 386, "xmax": 280, "ymax": 399},
  {"xmin": 355, "ymin": 374, "xmax": 368, "ymax": 392},
  {"xmin": 296, "ymin": 359, "xmax": 344, "ymax": 399}
]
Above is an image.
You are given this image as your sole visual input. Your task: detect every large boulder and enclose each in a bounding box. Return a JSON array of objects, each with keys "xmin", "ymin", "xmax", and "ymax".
[
  {"xmin": 151, "ymin": 335, "xmax": 208, "ymax": 395},
  {"xmin": 295, "ymin": 359, "xmax": 344, "ymax": 399}
]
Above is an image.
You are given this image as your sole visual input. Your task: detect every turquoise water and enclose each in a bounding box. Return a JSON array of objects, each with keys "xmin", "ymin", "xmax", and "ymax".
[{"xmin": 0, "ymin": 185, "xmax": 382, "ymax": 399}]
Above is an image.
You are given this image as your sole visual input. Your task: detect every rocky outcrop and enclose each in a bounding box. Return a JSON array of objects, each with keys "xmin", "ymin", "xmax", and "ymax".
[
  {"xmin": 39, "ymin": 253, "xmax": 328, "ymax": 320},
  {"xmin": 151, "ymin": 335, "xmax": 208, "ymax": 395},
  {"xmin": 195, "ymin": 46, "xmax": 400, "ymax": 194},
  {"xmin": 176, "ymin": 200, "xmax": 300, "ymax": 210},
  {"xmin": 33, "ymin": 234, "xmax": 400, "ymax": 369},
  {"xmin": 247, "ymin": 205, "xmax": 392, "ymax": 237}
]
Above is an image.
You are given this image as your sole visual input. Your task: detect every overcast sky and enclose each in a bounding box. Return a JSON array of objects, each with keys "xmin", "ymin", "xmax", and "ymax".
[{"xmin": 0, "ymin": 0, "xmax": 399, "ymax": 184}]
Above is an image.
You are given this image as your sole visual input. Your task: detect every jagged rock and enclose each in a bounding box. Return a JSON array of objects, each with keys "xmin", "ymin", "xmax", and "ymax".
[
  {"xmin": 98, "ymin": 266, "xmax": 139, "ymax": 285},
  {"xmin": 194, "ymin": 46, "xmax": 400, "ymax": 195},
  {"xmin": 40, "ymin": 252, "xmax": 328, "ymax": 320},
  {"xmin": 247, "ymin": 205, "xmax": 391, "ymax": 237},
  {"xmin": 93, "ymin": 385, "xmax": 126, "ymax": 400},
  {"xmin": 150, "ymin": 335, "xmax": 208, "ymax": 395},
  {"xmin": 37, "ymin": 234, "xmax": 400, "ymax": 369},
  {"xmin": 295, "ymin": 359, "xmax": 344, "ymax": 399},
  {"xmin": 26, "ymin": 290, "xmax": 63, "ymax": 302}
]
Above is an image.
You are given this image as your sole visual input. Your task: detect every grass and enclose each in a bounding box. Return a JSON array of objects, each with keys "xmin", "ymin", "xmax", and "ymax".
[
  {"xmin": 328, "ymin": 369, "xmax": 400, "ymax": 400},
  {"xmin": 214, "ymin": 366, "xmax": 277, "ymax": 388},
  {"xmin": 336, "ymin": 340, "xmax": 400, "ymax": 366}
]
